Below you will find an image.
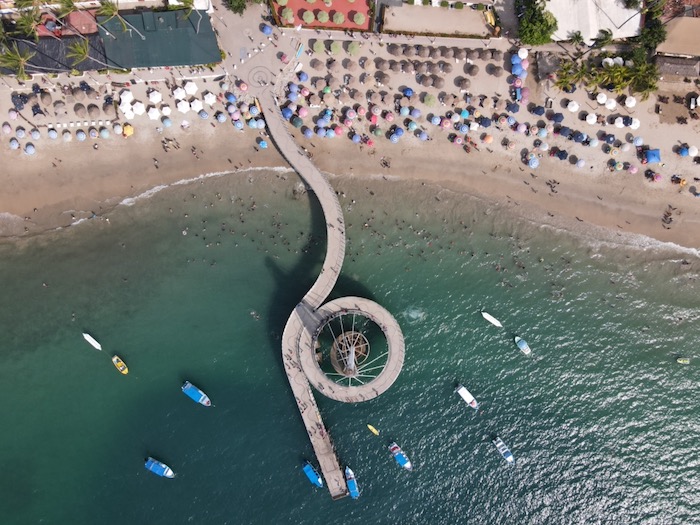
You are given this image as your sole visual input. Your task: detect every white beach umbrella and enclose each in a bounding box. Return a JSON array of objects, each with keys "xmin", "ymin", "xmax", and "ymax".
[
  {"xmin": 173, "ymin": 87, "xmax": 187, "ymax": 100},
  {"xmin": 602, "ymin": 57, "xmax": 614, "ymax": 68},
  {"xmin": 567, "ymin": 100, "xmax": 579, "ymax": 112},
  {"xmin": 161, "ymin": 105, "xmax": 172, "ymax": 116},
  {"xmin": 596, "ymin": 92, "xmax": 607, "ymax": 105},
  {"xmin": 177, "ymin": 100, "xmax": 190, "ymax": 114},
  {"xmin": 148, "ymin": 90, "xmax": 163, "ymax": 104},
  {"xmin": 147, "ymin": 106, "xmax": 160, "ymax": 120},
  {"xmin": 625, "ymin": 96, "xmax": 636, "ymax": 108},
  {"xmin": 123, "ymin": 110, "xmax": 135, "ymax": 120},
  {"xmin": 689, "ymin": 145, "xmax": 698, "ymax": 157},
  {"xmin": 518, "ymin": 48, "xmax": 529, "ymax": 59},
  {"xmin": 605, "ymin": 99, "xmax": 617, "ymax": 111},
  {"xmin": 190, "ymin": 99, "xmax": 203, "ymax": 112},
  {"xmin": 132, "ymin": 101, "xmax": 146, "ymax": 115},
  {"xmin": 203, "ymin": 92, "xmax": 217, "ymax": 106},
  {"xmin": 538, "ymin": 142, "xmax": 549, "ymax": 151},
  {"xmin": 613, "ymin": 56, "xmax": 624, "ymax": 66},
  {"xmin": 119, "ymin": 99, "xmax": 132, "ymax": 114},
  {"xmin": 585, "ymin": 113, "xmax": 597, "ymax": 125},
  {"xmin": 614, "ymin": 117, "xmax": 624, "ymax": 128},
  {"xmin": 469, "ymin": 121, "xmax": 480, "ymax": 131},
  {"xmin": 184, "ymin": 81, "xmax": 199, "ymax": 96},
  {"xmin": 621, "ymin": 143, "xmax": 631, "ymax": 152},
  {"xmin": 119, "ymin": 89, "xmax": 134, "ymax": 105},
  {"xmin": 630, "ymin": 118, "xmax": 640, "ymax": 130}
]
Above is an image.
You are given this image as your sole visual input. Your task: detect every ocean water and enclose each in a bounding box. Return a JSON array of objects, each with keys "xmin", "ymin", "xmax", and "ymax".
[{"xmin": 0, "ymin": 170, "xmax": 698, "ymax": 525}]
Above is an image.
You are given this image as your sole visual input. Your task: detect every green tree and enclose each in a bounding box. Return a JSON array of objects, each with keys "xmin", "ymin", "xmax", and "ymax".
[
  {"xmin": 630, "ymin": 62, "xmax": 659, "ymax": 100},
  {"xmin": 15, "ymin": 8, "xmax": 42, "ymax": 42},
  {"xmin": 554, "ymin": 60, "xmax": 575, "ymax": 91},
  {"xmin": 518, "ymin": 0, "xmax": 557, "ymax": 45},
  {"xmin": 66, "ymin": 39, "xmax": 112, "ymax": 69},
  {"xmin": 638, "ymin": 19, "xmax": 666, "ymax": 50},
  {"xmin": 332, "ymin": 11, "xmax": 344, "ymax": 24},
  {"xmin": 592, "ymin": 28, "xmax": 613, "ymax": 48},
  {"xmin": 568, "ymin": 30, "xmax": 584, "ymax": 47},
  {"xmin": 353, "ymin": 12, "xmax": 365, "ymax": 25},
  {"xmin": 317, "ymin": 11, "xmax": 329, "ymax": 23},
  {"xmin": 97, "ymin": 1, "xmax": 147, "ymax": 40},
  {"xmin": 0, "ymin": 42, "xmax": 36, "ymax": 79}
]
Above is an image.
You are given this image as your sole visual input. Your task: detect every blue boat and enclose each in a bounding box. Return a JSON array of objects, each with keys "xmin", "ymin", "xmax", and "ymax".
[
  {"xmin": 389, "ymin": 442, "xmax": 413, "ymax": 471},
  {"xmin": 345, "ymin": 466, "xmax": 360, "ymax": 499},
  {"xmin": 181, "ymin": 381, "xmax": 212, "ymax": 406},
  {"xmin": 493, "ymin": 437, "xmax": 515, "ymax": 465},
  {"xmin": 144, "ymin": 456, "xmax": 175, "ymax": 478},
  {"xmin": 302, "ymin": 461, "xmax": 323, "ymax": 487}
]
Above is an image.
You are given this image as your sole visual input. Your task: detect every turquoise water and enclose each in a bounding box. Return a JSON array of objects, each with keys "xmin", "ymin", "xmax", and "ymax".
[{"xmin": 0, "ymin": 170, "xmax": 698, "ymax": 524}]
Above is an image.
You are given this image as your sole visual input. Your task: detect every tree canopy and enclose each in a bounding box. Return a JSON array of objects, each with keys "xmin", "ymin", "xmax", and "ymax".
[{"xmin": 517, "ymin": 0, "xmax": 557, "ymax": 45}]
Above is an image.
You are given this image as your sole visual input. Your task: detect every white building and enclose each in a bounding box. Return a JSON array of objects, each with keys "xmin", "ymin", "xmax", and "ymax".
[{"xmin": 546, "ymin": 0, "xmax": 641, "ymax": 44}]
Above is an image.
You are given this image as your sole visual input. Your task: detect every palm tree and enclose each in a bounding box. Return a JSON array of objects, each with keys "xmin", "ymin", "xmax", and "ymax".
[
  {"xmin": 593, "ymin": 28, "xmax": 613, "ymax": 49},
  {"xmin": 96, "ymin": 0, "xmax": 146, "ymax": 40},
  {"xmin": 66, "ymin": 39, "xmax": 112, "ymax": 69},
  {"xmin": 57, "ymin": 0, "xmax": 77, "ymax": 19},
  {"xmin": 180, "ymin": 0, "xmax": 203, "ymax": 34},
  {"xmin": 554, "ymin": 60, "xmax": 575, "ymax": 91},
  {"xmin": 0, "ymin": 42, "xmax": 36, "ymax": 79},
  {"xmin": 14, "ymin": 8, "xmax": 42, "ymax": 42},
  {"xmin": 569, "ymin": 31, "xmax": 584, "ymax": 47}
]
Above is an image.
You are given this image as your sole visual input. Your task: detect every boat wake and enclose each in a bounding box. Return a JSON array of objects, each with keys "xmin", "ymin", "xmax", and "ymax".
[{"xmin": 402, "ymin": 307, "xmax": 426, "ymax": 323}]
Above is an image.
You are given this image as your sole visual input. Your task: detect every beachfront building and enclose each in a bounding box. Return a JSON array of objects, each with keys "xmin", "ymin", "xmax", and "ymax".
[
  {"xmin": 382, "ymin": 1, "xmax": 497, "ymax": 37},
  {"xmin": 654, "ymin": 17, "xmax": 700, "ymax": 78},
  {"xmin": 546, "ymin": 0, "xmax": 641, "ymax": 44}
]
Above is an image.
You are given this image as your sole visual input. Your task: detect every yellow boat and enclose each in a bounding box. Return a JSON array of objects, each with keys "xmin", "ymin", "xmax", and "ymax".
[
  {"xmin": 677, "ymin": 357, "xmax": 690, "ymax": 365},
  {"xmin": 367, "ymin": 424, "xmax": 379, "ymax": 436},
  {"xmin": 112, "ymin": 355, "xmax": 128, "ymax": 375}
]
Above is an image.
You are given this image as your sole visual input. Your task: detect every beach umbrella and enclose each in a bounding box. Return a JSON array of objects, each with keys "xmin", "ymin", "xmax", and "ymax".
[
  {"xmin": 458, "ymin": 109, "xmax": 469, "ymax": 119},
  {"xmin": 518, "ymin": 70, "xmax": 529, "ymax": 80},
  {"xmin": 630, "ymin": 118, "xmax": 640, "ymax": 130},
  {"xmin": 89, "ymin": 127, "xmax": 98, "ymax": 138},
  {"xmin": 628, "ymin": 165, "xmax": 638, "ymax": 174},
  {"xmin": 203, "ymin": 92, "xmax": 217, "ymax": 106},
  {"xmin": 352, "ymin": 134, "xmax": 361, "ymax": 144},
  {"xmin": 610, "ymin": 148, "xmax": 620, "ymax": 156},
  {"xmin": 385, "ymin": 112, "xmax": 395, "ymax": 122},
  {"xmin": 573, "ymin": 131, "xmax": 585, "ymax": 143},
  {"xmin": 506, "ymin": 103, "xmax": 520, "ymax": 113},
  {"xmin": 530, "ymin": 125, "xmax": 539, "ymax": 135},
  {"xmin": 372, "ymin": 126, "xmax": 382, "ymax": 136},
  {"xmin": 531, "ymin": 106, "xmax": 545, "ymax": 116},
  {"xmin": 184, "ymin": 81, "xmax": 198, "ymax": 96},
  {"xmin": 498, "ymin": 115, "xmax": 508, "ymax": 126},
  {"xmin": 177, "ymin": 100, "xmax": 190, "ymax": 114},
  {"xmin": 398, "ymin": 106, "xmax": 409, "ymax": 118},
  {"xmin": 147, "ymin": 107, "xmax": 160, "ymax": 120},
  {"xmin": 614, "ymin": 161, "xmax": 624, "ymax": 171},
  {"xmin": 441, "ymin": 118, "xmax": 451, "ymax": 129},
  {"xmin": 347, "ymin": 109, "xmax": 357, "ymax": 119},
  {"xmin": 483, "ymin": 134, "xmax": 493, "ymax": 144},
  {"xmin": 459, "ymin": 124, "xmax": 469, "ymax": 134},
  {"xmin": 679, "ymin": 146, "xmax": 689, "ymax": 157},
  {"xmin": 371, "ymin": 105, "xmax": 382, "ymax": 116},
  {"xmin": 653, "ymin": 172, "xmax": 662, "ymax": 182},
  {"xmin": 316, "ymin": 127, "xmax": 327, "ymax": 137},
  {"xmin": 596, "ymin": 92, "xmax": 607, "ymax": 105},
  {"xmin": 261, "ymin": 24, "xmax": 272, "ymax": 35},
  {"xmin": 511, "ymin": 54, "xmax": 521, "ymax": 65},
  {"xmin": 431, "ymin": 115, "xmax": 441, "ymax": 126},
  {"xmin": 8, "ymin": 109, "xmax": 17, "ymax": 120},
  {"xmin": 99, "ymin": 127, "xmax": 110, "ymax": 139},
  {"xmin": 567, "ymin": 100, "xmax": 579, "ymax": 112},
  {"xmin": 48, "ymin": 128, "xmax": 58, "ymax": 140},
  {"xmin": 247, "ymin": 119, "xmax": 257, "ymax": 129},
  {"xmin": 226, "ymin": 104, "xmax": 236, "ymax": 114},
  {"xmin": 30, "ymin": 128, "xmax": 40, "ymax": 140},
  {"xmin": 518, "ymin": 48, "xmax": 529, "ymax": 59},
  {"xmin": 521, "ymin": 59, "xmax": 530, "ymax": 69},
  {"xmin": 537, "ymin": 128, "xmax": 547, "ymax": 138},
  {"xmin": 259, "ymin": 140, "xmax": 268, "ymax": 149},
  {"xmin": 604, "ymin": 133, "xmax": 616, "ymax": 144},
  {"xmin": 298, "ymin": 71, "xmax": 309, "ymax": 82},
  {"xmin": 239, "ymin": 82, "xmax": 249, "ymax": 92},
  {"xmin": 120, "ymin": 89, "xmax": 134, "ymax": 104},
  {"xmin": 512, "ymin": 78, "xmax": 523, "ymax": 89},
  {"xmin": 605, "ymin": 99, "xmax": 617, "ymax": 110},
  {"xmin": 24, "ymin": 143, "xmax": 35, "ymax": 155},
  {"xmin": 76, "ymin": 130, "xmax": 86, "ymax": 141},
  {"xmin": 546, "ymin": 123, "xmax": 555, "ymax": 133},
  {"xmin": 282, "ymin": 107, "xmax": 293, "ymax": 120},
  {"xmin": 233, "ymin": 120, "xmax": 243, "ymax": 130},
  {"xmin": 225, "ymin": 92, "xmax": 237, "ymax": 104},
  {"xmin": 161, "ymin": 105, "xmax": 172, "ymax": 116},
  {"xmin": 132, "ymin": 101, "xmax": 146, "ymax": 115},
  {"xmin": 507, "ymin": 140, "xmax": 515, "ymax": 150},
  {"xmin": 173, "ymin": 87, "xmax": 186, "ymax": 100},
  {"xmin": 288, "ymin": 83, "xmax": 299, "ymax": 93},
  {"xmin": 240, "ymin": 104, "xmax": 249, "ymax": 114},
  {"xmin": 621, "ymin": 143, "xmax": 631, "ymax": 152},
  {"xmin": 16, "ymin": 127, "xmax": 26, "ymax": 139},
  {"xmin": 390, "ymin": 134, "xmax": 399, "ymax": 143},
  {"xmin": 589, "ymin": 138, "xmax": 599, "ymax": 147},
  {"xmin": 516, "ymin": 123, "xmax": 527, "ymax": 134},
  {"xmin": 303, "ymin": 127, "xmax": 313, "ymax": 138},
  {"xmin": 454, "ymin": 136, "xmax": 463, "ymax": 145},
  {"xmin": 198, "ymin": 110, "xmax": 209, "ymax": 119},
  {"xmin": 2, "ymin": 123, "xmax": 10, "ymax": 134},
  {"xmin": 511, "ymin": 64, "xmax": 523, "ymax": 76},
  {"xmin": 112, "ymin": 123, "xmax": 122, "ymax": 134},
  {"xmin": 403, "ymin": 87, "xmax": 414, "ymax": 97},
  {"xmin": 190, "ymin": 99, "xmax": 204, "ymax": 112},
  {"xmin": 576, "ymin": 159, "xmax": 586, "ymax": 168},
  {"xmin": 290, "ymin": 116, "xmax": 303, "ymax": 128},
  {"xmin": 395, "ymin": 127, "xmax": 405, "ymax": 137},
  {"xmin": 88, "ymin": 104, "xmax": 100, "ymax": 119},
  {"xmin": 689, "ymin": 146, "xmax": 699, "ymax": 157},
  {"xmin": 625, "ymin": 96, "xmax": 636, "ymax": 108},
  {"xmin": 419, "ymin": 131, "xmax": 428, "ymax": 141},
  {"xmin": 298, "ymin": 106, "xmax": 309, "ymax": 118},
  {"xmin": 408, "ymin": 121, "xmax": 418, "ymax": 131},
  {"xmin": 162, "ymin": 117, "xmax": 172, "ymax": 128},
  {"xmin": 549, "ymin": 113, "xmax": 563, "ymax": 124},
  {"xmin": 231, "ymin": 110, "xmax": 241, "ymax": 120},
  {"xmin": 333, "ymin": 126, "xmax": 344, "ymax": 136},
  {"xmin": 9, "ymin": 138, "xmax": 19, "ymax": 149},
  {"xmin": 633, "ymin": 136, "xmax": 643, "ymax": 147},
  {"xmin": 148, "ymin": 90, "xmax": 163, "ymax": 104},
  {"xmin": 539, "ymin": 142, "xmax": 549, "ymax": 151},
  {"xmin": 557, "ymin": 150, "xmax": 568, "ymax": 160},
  {"xmin": 585, "ymin": 113, "xmax": 597, "ymax": 125},
  {"xmin": 528, "ymin": 157, "xmax": 539, "ymax": 169},
  {"xmin": 300, "ymin": 87, "xmax": 310, "ymax": 97},
  {"xmin": 614, "ymin": 117, "xmax": 624, "ymax": 128},
  {"xmin": 480, "ymin": 117, "xmax": 492, "ymax": 128}
]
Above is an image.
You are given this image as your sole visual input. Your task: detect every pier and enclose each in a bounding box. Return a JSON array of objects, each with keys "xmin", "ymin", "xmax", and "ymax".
[{"xmin": 261, "ymin": 90, "xmax": 405, "ymax": 500}]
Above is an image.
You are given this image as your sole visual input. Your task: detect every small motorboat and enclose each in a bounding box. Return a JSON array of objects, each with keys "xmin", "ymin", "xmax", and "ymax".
[
  {"xmin": 389, "ymin": 442, "xmax": 412, "ymax": 471},
  {"xmin": 302, "ymin": 460, "xmax": 323, "ymax": 487},
  {"xmin": 514, "ymin": 336, "xmax": 531, "ymax": 355},
  {"xmin": 345, "ymin": 466, "xmax": 360, "ymax": 499},
  {"xmin": 493, "ymin": 437, "xmax": 515, "ymax": 465},
  {"xmin": 144, "ymin": 457, "xmax": 175, "ymax": 478},
  {"xmin": 111, "ymin": 355, "xmax": 128, "ymax": 375},
  {"xmin": 367, "ymin": 424, "xmax": 380, "ymax": 436},
  {"xmin": 677, "ymin": 357, "xmax": 690, "ymax": 365},
  {"xmin": 181, "ymin": 381, "xmax": 212, "ymax": 406},
  {"xmin": 82, "ymin": 332, "xmax": 102, "ymax": 351},
  {"xmin": 455, "ymin": 383, "xmax": 479, "ymax": 410},
  {"xmin": 481, "ymin": 311, "xmax": 503, "ymax": 328}
]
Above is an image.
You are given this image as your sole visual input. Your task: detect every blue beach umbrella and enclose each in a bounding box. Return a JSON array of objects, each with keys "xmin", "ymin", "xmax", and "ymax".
[
  {"xmin": 537, "ymin": 128, "xmax": 547, "ymax": 138},
  {"xmin": 633, "ymin": 136, "xmax": 643, "ymax": 147},
  {"xmin": 431, "ymin": 115, "xmax": 441, "ymax": 126},
  {"xmin": 287, "ymin": 92, "xmax": 298, "ymax": 102},
  {"xmin": 519, "ymin": 71, "xmax": 528, "ymax": 80},
  {"xmin": 216, "ymin": 112, "xmax": 227, "ymax": 123},
  {"xmin": 248, "ymin": 119, "xmax": 257, "ymax": 128},
  {"xmin": 399, "ymin": 106, "xmax": 410, "ymax": 117},
  {"xmin": 408, "ymin": 121, "xmax": 418, "ymax": 131},
  {"xmin": 225, "ymin": 92, "xmax": 237, "ymax": 104},
  {"xmin": 261, "ymin": 24, "xmax": 272, "ymax": 35},
  {"xmin": 298, "ymin": 71, "xmax": 309, "ymax": 82},
  {"xmin": 303, "ymin": 127, "xmax": 313, "ymax": 138},
  {"xmin": 390, "ymin": 134, "xmax": 399, "ymax": 143},
  {"xmin": 419, "ymin": 131, "xmax": 428, "ymax": 141},
  {"xmin": 528, "ymin": 157, "xmax": 539, "ymax": 169},
  {"xmin": 394, "ymin": 127, "xmax": 404, "ymax": 137},
  {"xmin": 604, "ymin": 133, "xmax": 616, "ymax": 144},
  {"xmin": 249, "ymin": 106, "xmax": 260, "ymax": 116},
  {"xmin": 531, "ymin": 106, "xmax": 545, "ymax": 116},
  {"xmin": 234, "ymin": 120, "xmax": 244, "ymax": 129},
  {"xmin": 259, "ymin": 140, "xmax": 268, "ymax": 149},
  {"xmin": 460, "ymin": 109, "xmax": 470, "ymax": 119},
  {"xmin": 352, "ymin": 134, "xmax": 361, "ymax": 143},
  {"xmin": 24, "ymin": 143, "xmax": 35, "ymax": 155},
  {"xmin": 573, "ymin": 131, "xmax": 585, "ymax": 143},
  {"xmin": 76, "ymin": 130, "xmax": 86, "ymax": 141},
  {"xmin": 16, "ymin": 127, "xmax": 25, "ymax": 139},
  {"xmin": 9, "ymin": 137, "xmax": 19, "ymax": 149},
  {"xmin": 113, "ymin": 123, "xmax": 122, "ymax": 134},
  {"xmin": 511, "ymin": 54, "xmax": 522, "ymax": 65},
  {"xmin": 48, "ymin": 128, "xmax": 58, "ymax": 139},
  {"xmin": 403, "ymin": 87, "xmax": 414, "ymax": 97},
  {"xmin": 559, "ymin": 126, "xmax": 571, "ymax": 138},
  {"xmin": 557, "ymin": 149, "xmax": 568, "ymax": 160},
  {"xmin": 282, "ymin": 107, "xmax": 293, "ymax": 120},
  {"xmin": 198, "ymin": 110, "xmax": 209, "ymax": 119},
  {"xmin": 512, "ymin": 64, "xmax": 523, "ymax": 76},
  {"xmin": 506, "ymin": 103, "xmax": 520, "ymax": 113},
  {"xmin": 645, "ymin": 149, "xmax": 661, "ymax": 164},
  {"xmin": 30, "ymin": 128, "xmax": 40, "ymax": 140},
  {"xmin": 99, "ymin": 127, "xmax": 110, "ymax": 138},
  {"xmin": 410, "ymin": 108, "xmax": 421, "ymax": 119},
  {"xmin": 316, "ymin": 127, "xmax": 326, "ymax": 137},
  {"xmin": 479, "ymin": 117, "xmax": 492, "ymax": 128},
  {"xmin": 162, "ymin": 117, "xmax": 172, "ymax": 128},
  {"xmin": 552, "ymin": 113, "xmax": 564, "ymax": 123},
  {"xmin": 288, "ymin": 83, "xmax": 299, "ymax": 94},
  {"xmin": 459, "ymin": 124, "xmax": 468, "ymax": 134},
  {"xmin": 256, "ymin": 118, "xmax": 266, "ymax": 128},
  {"xmin": 507, "ymin": 116, "xmax": 516, "ymax": 126},
  {"xmin": 679, "ymin": 146, "xmax": 689, "ymax": 157}
]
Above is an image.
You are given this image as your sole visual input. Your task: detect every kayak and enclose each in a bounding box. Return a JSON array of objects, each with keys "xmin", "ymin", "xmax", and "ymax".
[
  {"xmin": 82, "ymin": 332, "xmax": 102, "ymax": 351},
  {"xmin": 481, "ymin": 311, "xmax": 503, "ymax": 328},
  {"xmin": 367, "ymin": 424, "xmax": 380, "ymax": 436},
  {"xmin": 111, "ymin": 355, "xmax": 128, "ymax": 375}
]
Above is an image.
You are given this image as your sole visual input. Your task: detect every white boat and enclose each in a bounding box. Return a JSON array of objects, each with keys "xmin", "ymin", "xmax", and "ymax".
[
  {"xmin": 514, "ymin": 336, "xmax": 531, "ymax": 355},
  {"xmin": 82, "ymin": 333, "xmax": 102, "ymax": 351},
  {"xmin": 454, "ymin": 384, "xmax": 479, "ymax": 410},
  {"xmin": 493, "ymin": 437, "xmax": 515, "ymax": 465},
  {"xmin": 481, "ymin": 311, "xmax": 502, "ymax": 328}
]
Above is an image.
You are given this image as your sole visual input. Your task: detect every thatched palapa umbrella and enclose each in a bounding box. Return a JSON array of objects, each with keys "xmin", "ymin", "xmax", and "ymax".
[
  {"xmin": 102, "ymin": 103, "xmax": 116, "ymax": 117},
  {"xmin": 492, "ymin": 50, "xmax": 504, "ymax": 61},
  {"xmin": 388, "ymin": 44, "xmax": 401, "ymax": 56},
  {"xmin": 433, "ymin": 76, "xmax": 445, "ymax": 89},
  {"xmin": 351, "ymin": 89, "xmax": 365, "ymax": 102},
  {"xmin": 429, "ymin": 47, "xmax": 440, "ymax": 60},
  {"xmin": 492, "ymin": 66, "xmax": 504, "ymax": 78},
  {"xmin": 344, "ymin": 59, "xmax": 358, "ymax": 72},
  {"xmin": 428, "ymin": 62, "xmax": 440, "ymax": 75},
  {"xmin": 338, "ymin": 91, "xmax": 351, "ymax": 104},
  {"xmin": 468, "ymin": 64, "xmax": 480, "ymax": 76},
  {"xmin": 479, "ymin": 49, "xmax": 492, "ymax": 60},
  {"xmin": 421, "ymin": 75, "xmax": 433, "ymax": 88},
  {"xmin": 72, "ymin": 87, "xmax": 86, "ymax": 101},
  {"xmin": 309, "ymin": 94, "xmax": 321, "ymax": 106},
  {"xmin": 417, "ymin": 62, "xmax": 428, "ymax": 74},
  {"xmin": 399, "ymin": 96, "xmax": 410, "ymax": 107},
  {"xmin": 311, "ymin": 58, "xmax": 324, "ymax": 71},
  {"xmin": 40, "ymin": 92, "xmax": 52, "ymax": 105},
  {"xmin": 377, "ymin": 58, "xmax": 389, "ymax": 71},
  {"xmin": 468, "ymin": 49, "xmax": 480, "ymax": 60},
  {"xmin": 328, "ymin": 77, "xmax": 341, "ymax": 90},
  {"xmin": 74, "ymin": 103, "xmax": 87, "ymax": 118},
  {"xmin": 458, "ymin": 77, "xmax": 471, "ymax": 90},
  {"xmin": 418, "ymin": 46, "xmax": 430, "ymax": 58},
  {"xmin": 443, "ymin": 47, "xmax": 454, "ymax": 60},
  {"xmin": 361, "ymin": 57, "xmax": 375, "ymax": 72},
  {"xmin": 375, "ymin": 72, "xmax": 389, "ymax": 85},
  {"xmin": 390, "ymin": 60, "xmax": 401, "ymax": 73},
  {"xmin": 403, "ymin": 46, "xmax": 416, "ymax": 58},
  {"xmin": 87, "ymin": 104, "xmax": 100, "ymax": 118},
  {"xmin": 455, "ymin": 49, "xmax": 467, "ymax": 61},
  {"xmin": 444, "ymin": 94, "xmax": 458, "ymax": 106},
  {"xmin": 328, "ymin": 59, "xmax": 341, "ymax": 73},
  {"xmin": 316, "ymin": 79, "xmax": 327, "ymax": 90},
  {"xmin": 369, "ymin": 91, "xmax": 382, "ymax": 104},
  {"xmin": 403, "ymin": 61, "xmax": 415, "ymax": 74},
  {"xmin": 441, "ymin": 62, "xmax": 453, "ymax": 74}
]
